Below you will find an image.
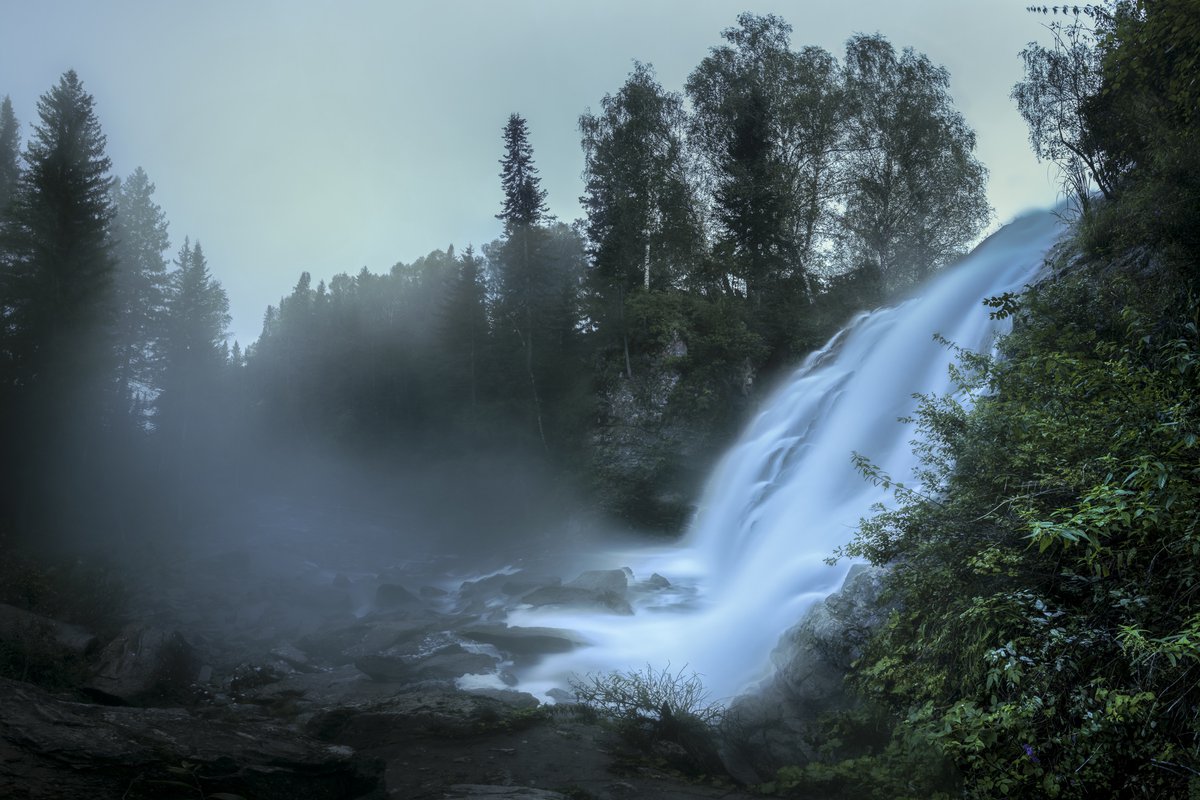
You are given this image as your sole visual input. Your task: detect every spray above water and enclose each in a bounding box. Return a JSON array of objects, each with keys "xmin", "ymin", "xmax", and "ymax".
[{"xmin": 509, "ymin": 209, "xmax": 1067, "ymax": 702}]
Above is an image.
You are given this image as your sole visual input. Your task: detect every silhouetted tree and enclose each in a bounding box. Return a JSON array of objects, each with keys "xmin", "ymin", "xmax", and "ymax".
[
  {"xmin": 111, "ymin": 167, "xmax": 170, "ymax": 417},
  {"xmin": 0, "ymin": 96, "xmax": 18, "ymax": 213}
]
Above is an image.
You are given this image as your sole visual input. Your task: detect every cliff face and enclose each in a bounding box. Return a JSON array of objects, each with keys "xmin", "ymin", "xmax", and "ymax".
[{"xmin": 590, "ymin": 333, "xmax": 754, "ymax": 531}]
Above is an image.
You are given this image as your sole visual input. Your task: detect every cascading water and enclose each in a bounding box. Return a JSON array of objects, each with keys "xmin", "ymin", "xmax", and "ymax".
[{"xmin": 509, "ymin": 209, "xmax": 1067, "ymax": 702}]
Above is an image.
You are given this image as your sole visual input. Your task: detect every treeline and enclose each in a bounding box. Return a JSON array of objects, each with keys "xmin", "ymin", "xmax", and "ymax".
[
  {"xmin": 0, "ymin": 14, "xmax": 993, "ymax": 548},
  {"xmin": 783, "ymin": 3, "xmax": 1200, "ymax": 797},
  {"xmin": 245, "ymin": 15, "xmax": 992, "ymax": 524}
]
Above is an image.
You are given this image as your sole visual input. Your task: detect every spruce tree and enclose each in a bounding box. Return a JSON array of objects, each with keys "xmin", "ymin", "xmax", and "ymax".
[
  {"xmin": 0, "ymin": 96, "xmax": 19, "ymax": 213},
  {"xmin": 158, "ymin": 239, "xmax": 230, "ymax": 445},
  {"xmin": 497, "ymin": 113, "xmax": 549, "ymax": 232},
  {"xmin": 111, "ymin": 167, "xmax": 170, "ymax": 415},
  {"xmin": 3, "ymin": 70, "xmax": 116, "ymax": 399},
  {"xmin": 0, "ymin": 71, "xmax": 117, "ymax": 543}
]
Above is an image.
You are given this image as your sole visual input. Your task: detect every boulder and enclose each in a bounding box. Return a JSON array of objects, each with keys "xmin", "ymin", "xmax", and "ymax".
[
  {"xmin": 642, "ymin": 573, "xmax": 671, "ymax": 590},
  {"xmin": 460, "ymin": 625, "xmax": 587, "ymax": 658},
  {"xmin": 86, "ymin": 625, "xmax": 201, "ymax": 705},
  {"xmin": 721, "ymin": 564, "xmax": 892, "ymax": 782},
  {"xmin": 521, "ymin": 586, "xmax": 632, "ymax": 615},
  {"xmin": 0, "ymin": 603, "xmax": 99, "ymax": 656},
  {"xmin": 565, "ymin": 568, "xmax": 628, "ymax": 594},
  {"xmin": 376, "ymin": 583, "xmax": 421, "ymax": 609}
]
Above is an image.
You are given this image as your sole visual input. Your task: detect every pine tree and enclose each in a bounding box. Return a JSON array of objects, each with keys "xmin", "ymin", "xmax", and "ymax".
[
  {"xmin": 157, "ymin": 239, "xmax": 230, "ymax": 443},
  {"xmin": 439, "ymin": 244, "xmax": 489, "ymax": 416},
  {"xmin": 0, "ymin": 96, "xmax": 19, "ymax": 213},
  {"xmin": 111, "ymin": 167, "xmax": 170, "ymax": 416},
  {"xmin": 2, "ymin": 71, "xmax": 116, "ymax": 399},
  {"xmin": 497, "ymin": 114, "xmax": 549, "ymax": 232},
  {"xmin": 0, "ymin": 71, "xmax": 117, "ymax": 543}
]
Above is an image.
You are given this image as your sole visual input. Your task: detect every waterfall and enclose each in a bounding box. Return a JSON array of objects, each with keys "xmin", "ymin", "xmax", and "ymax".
[{"xmin": 510, "ymin": 209, "xmax": 1066, "ymax": 702}]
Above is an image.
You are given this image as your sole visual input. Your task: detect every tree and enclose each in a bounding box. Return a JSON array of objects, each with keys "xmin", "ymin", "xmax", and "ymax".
[
  {"xmin": 157, "ymin": 239, "xmax": 230, "ymax": 447},
  {"xmin": 1, "ymin": 70, "xmax": 116, "ymax": 401},
  {"xmin": 0, "ymin": 71, "xmax": 117, "ymax": 544},
  {"xmin": 0, "ymin": 96, "xmax": 19, "ymax": 213},
  {"xmin": 839, "ymin": 35, "xmax": 992, "ymax": 297},
  {"xmin": 686, "ymin": 13, "xmax": 805, "ymax": 302},
  {"xmin": 497, "ymin": 113, "xmax": 550, "ymax": 232},
  {"xmin": 580, "ymin": 62, "xmax": 702, "ymax": 377},
  {"xmin": 493, "ymin": 114, "xmax": 562, "ymax": 451},
  {"xmin": 110, "ymin": 167, "xmax": 170, "ymax": 416},
  {"xmin": 1012, "ymin": 16, "xmax": 1115, "ymax": 210},
  {"xmin": 438, "ymin": 244, "xmax": 489, "ymax": 416}
]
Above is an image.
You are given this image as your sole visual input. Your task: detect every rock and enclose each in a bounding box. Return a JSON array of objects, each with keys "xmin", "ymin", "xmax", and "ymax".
[
  {"xmin": 456, "ymin": 571, "xmax": 561, "ymax": 613},
  {"xmin": 308, "ymin": 686, "xmax": 540, "ymax": 745},
  {"xmin": 460, "ymin": 625, "xmax": 587, "ymax": 657},
  {"xmin": 298, "ymin": 618, "xmax": 433, "ymax": 663},
  {"xmin": 376, "ymin": 583, "xmax": 421, "ymax": 609},
  {"xmin": 521, "ymin": 586, "xmax": 632, "ymax": 615},
  {"xmin": 721, "ymin": 564, "xmax": 892, "ymax": 781},
  {"xmin": 355, "ymin": 644, "xmax": 497, "ymax": 683},
  {"xmin": 86, "ymin": 625, "xmax": 201, "ymax": 705},
  {"xmin": 565, "ymin": 569, "xmax": 628, "ymax": 594},
  {"xmin": 643, "ymin": 573, "xmax": 671, "ymax": 589},
  {"xmin": 270, "ymin": 642, "xmax": 319, "ymax": 672},
  {"xmin": 0, "ymin": 603, "xmax": 99, "ymax": 656},
  {"xmin": 421, "ymin": 585, "xmax": 449, "ymax": 599},
  {"xmin": 544, "ymin": 687, "xmax": 575, "ymax": 704},
  {"xmin": 443, "ymin": 787, "xmax": 570, "ymax": 799},
  {"xmin": 0, "ymin": 675, "xmax": 378, "ymax": 799}
]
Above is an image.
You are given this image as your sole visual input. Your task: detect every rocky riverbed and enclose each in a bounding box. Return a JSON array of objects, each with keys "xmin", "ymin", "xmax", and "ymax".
[
  {"xmin": 2, "ymin": 493, "xmax": 885, "ymax": 798},
  {"xmin": 0, "ymin": 498, "xmax": 763, "ymax": 799}
]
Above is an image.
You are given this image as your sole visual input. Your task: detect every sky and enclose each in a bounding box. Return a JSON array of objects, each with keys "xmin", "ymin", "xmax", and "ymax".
[{"xmin": 2, "ymin": 1, "xmax": 1061, "ymax": 346}]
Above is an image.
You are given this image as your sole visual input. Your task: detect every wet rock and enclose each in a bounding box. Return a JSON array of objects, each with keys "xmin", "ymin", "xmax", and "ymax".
[
  {"xmin": 457, "ymin": 571, "xmax": 561, "ymax": 613},
  {"xmin": 355, "ymin": 644, "xmax": 497, "ymax": 683},
  {"xmin": 0, "ymin": 603, "xmax": 99, "ymax": 656},
  {"xmin": 565, "ymin": 569, "xmax": 628, "ymax": 594},
  {"xmin": 644, "ymin": 573, "xmax": 671, "ymax": 589},
  {"xmin": 376, "ymin": 583, "xmax": 421, "ymax": 609},
  {"xmin": 460, "ymin": 625, "xmax": 587, "ymax": 657},
  {"xmin": 722, "ymin": 564, "xmax": 891, "ymax": 781},
  {"xmin": 86, "ymin": 625, "xmax": 201, "ymax": 705},
  {"xmin": 270, "ymin": 642, "xmax": 320, "ymax": 673},
  {"xmin": 521, "ymin": 586, "xmax": 632, "ymax": 615}
]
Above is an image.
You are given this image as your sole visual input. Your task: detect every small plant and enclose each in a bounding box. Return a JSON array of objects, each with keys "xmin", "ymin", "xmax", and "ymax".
[{"xmin": 568, "ymin": 663, "xmax": 725, "ymax": 731}]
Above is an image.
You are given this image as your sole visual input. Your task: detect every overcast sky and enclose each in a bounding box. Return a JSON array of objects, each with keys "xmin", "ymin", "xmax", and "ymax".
[{"xmin": 2, "ymin": 1, "xmax": 1060, "ymax": 346}]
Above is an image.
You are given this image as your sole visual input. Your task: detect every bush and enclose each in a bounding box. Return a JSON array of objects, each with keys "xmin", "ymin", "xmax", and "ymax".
[{"xmin": 569, "ymin": 664, "xmax": 726, "ymax": 774}]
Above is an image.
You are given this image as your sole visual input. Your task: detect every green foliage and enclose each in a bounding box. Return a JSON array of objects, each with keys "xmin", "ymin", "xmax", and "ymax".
[
  {"xmin": 821, "ymin": 256, "xmax": 1200, "ymax": 798},
  {"xmin": 570, "ymin": 664, "xmax": 726, "ymax": 774}
]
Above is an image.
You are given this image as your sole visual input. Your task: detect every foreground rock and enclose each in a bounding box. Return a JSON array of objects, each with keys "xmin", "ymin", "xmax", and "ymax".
[
  {"xmin": 86, "ymin": 624, "xmax": 203, "ymax": 705},
  {"xmin": 0, "ymin": 603, "xmax": 99, "ymax": 656},
  {"xmin": 0, "ymin": 676, "xmax": 377, "ymax": 799}
]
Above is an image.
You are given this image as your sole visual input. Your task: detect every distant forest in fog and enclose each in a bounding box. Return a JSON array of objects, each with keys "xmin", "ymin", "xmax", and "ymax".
[{"xmin": 0, "ymin": 14, "xmax": 991, "ymax": 549}]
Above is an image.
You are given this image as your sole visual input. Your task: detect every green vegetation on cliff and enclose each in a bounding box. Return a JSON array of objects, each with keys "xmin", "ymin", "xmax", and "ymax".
[{"xmin": 786, "ymin": 3, "xmax": 1200, "ymax": 796}]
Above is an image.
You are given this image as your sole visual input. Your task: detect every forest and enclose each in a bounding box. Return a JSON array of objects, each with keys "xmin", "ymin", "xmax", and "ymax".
[{"xmin": 0, "ymin": 3, "xmax": 1197, "ymax": 799}]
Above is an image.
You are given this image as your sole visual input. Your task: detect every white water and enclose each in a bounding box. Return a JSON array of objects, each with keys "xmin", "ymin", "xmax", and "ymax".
[{"xmin": 509, "ymin": 209, "xmax": 1067, "ymax": 702}]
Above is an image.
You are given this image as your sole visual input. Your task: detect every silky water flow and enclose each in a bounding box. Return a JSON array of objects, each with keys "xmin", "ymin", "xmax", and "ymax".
[{"xmin": 506, "ymin": 209, "xmax": 1068, "ymax": 703}]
